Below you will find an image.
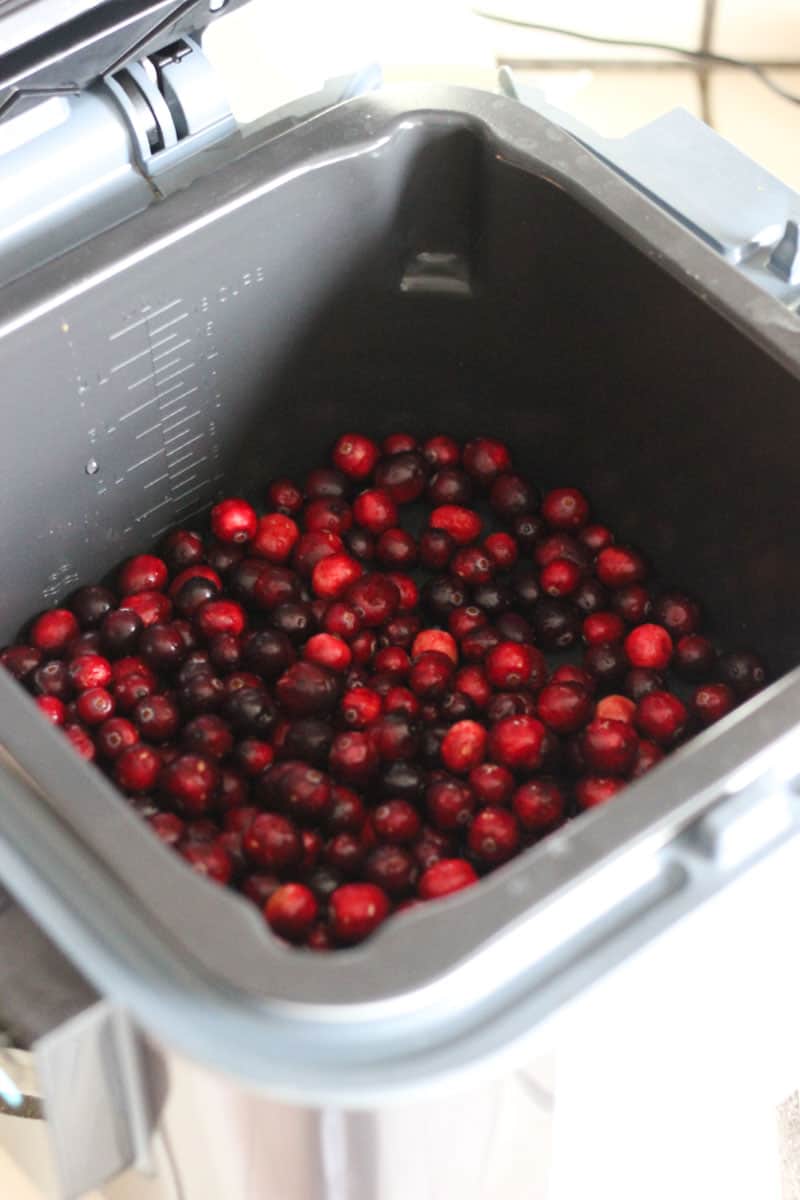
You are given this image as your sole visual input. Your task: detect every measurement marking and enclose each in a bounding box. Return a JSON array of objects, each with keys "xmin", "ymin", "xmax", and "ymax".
[
  {"xmin": 157, "ymin": 363, "xmax": 194, "ymax": 386},
  {"xmin": 155, "ymin": 381, "xmax": 184, "ymax": 402},
  {"xmin": 135, "ymin": 421, "xmax": 163, "ymax": 439},
  {"xmin": 154, "ymin": 338, "xmax": 190, "ymax": 362},
  {"xmin": 166, "ymin": 432, "xmax": 203, "ymax": 455},
  {"xmin": 154, "ymin": 357, "xmax": 180, "ymax": 375},
  {"xmin": 161, "ymin": 405, "xmax": 186, "ymax": 422},
  {"xmin": 149, "ymin": 311, "xmax": 187, "ymax": 337},
  {"xmin": 206, "ymin": 350, "xmax": 219, "ymax": 360},
  {"xmin": 163, "ymin": 409, "xmax": 199, "ymax": 434},
  {"xmin": 127, "ymin": 371, "xmax": 155, "ymax": 391},
  {"xmin": 172, "ymin": 473, "xmax": 196, "ymax": 490},
  {"xmin": 168, "ymin": 450, "xmax": 194, "ymax": 468},
  {"xmin": 160, "ymin": 386, "xmax": 197, "ymax": 411},
  {"xmin": 148, "ymin": 298, "xmax": 182, "ymax": 321},
  {"xmin": 136, "ymin": 496, "xmax": 172, "ymax": 521},
  {"xmin": 109, "ymin": 316, "xmax": 147, "ymax": 341},
  {"xmin": 111, "ymin": 346, "xmax": 150, "ymax": 373},
  {"xmin": 119, "ymin": 395, "xmax": 157, "ymax": 421},
  {"xmin": 127, "ymin": 448, "xmax": 165, "ymax": 472},
  {"xmin": 176, "ymin": 501, "xmax": 214, "ymax": 523},
  {"xmin": 144, "ymin": 472, "xmax": 170, "ymax": 489},
  {"xmin": 165, "ymin": 385, "xmax": 197, "ymax": 405},
  {"xmin": 170, "ymin": 456, "xmax": 206, "ymax": 479},
  {"xmin": 150, "ymin": 331, "xmax": 177, "ymax": 351},
  {"xmin": 174, "ymin": 480, "xmax": 211, "ymax": 502}
]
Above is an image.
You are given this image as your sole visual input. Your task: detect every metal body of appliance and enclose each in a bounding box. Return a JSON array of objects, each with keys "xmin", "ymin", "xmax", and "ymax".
[{"xmin": 3, "ymin": 6, "xmax": 800, "ymax": 1199}]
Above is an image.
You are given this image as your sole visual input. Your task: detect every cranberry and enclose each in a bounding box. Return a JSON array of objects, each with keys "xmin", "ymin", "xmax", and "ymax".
[
  {"xmin": 419, "ymin": 529, "xmax": 455, "ymax": 570},
  {"xmin": 535, "ymin": 534, "xmax": 591, "ymax": 571},
  {"xmin": 611, "ymin": 584, "xmax": 652, "ymax": 625},
  {"xmin": 174, "ymin": 577, "xmax": 220, "ymax": 618},
  {"xmin": 327, "ymin": 786, "xmax": 367, "ymax": 834},
  {"xmin": 114, "ymin": 743, "xmax": 161, "ymax": 792},
  {"xmin": 273, "ymin": 761, "xmax": 332, "ymax": 824},
  {"xmin": 276, "ymin": 662, "xmax": 337, "ymax": 717},
  {"xmin": 160, "ymin": 753, "xmax": 218, "ymax": 815},
  {"xmin": 266, "ymin": 478, "xmax": 303, "ymax": 515},
  {"xmin": 583, "ymin": 612, "xmax": 625, "ymax": 646},
  {"xmin": 1, "ymin": 644, "xmax": 42, "ymax": 680},
  {"xmin": 179, "ymin": 673, "xmax": 226, "ymax": 715},
  {"xmin": 674, "ymin": 634, "xmax": 716, "ymax": 681},
  {"xmin": 573, "ymin": 578, "xmax": 608, "ymax": 616},
  {"xmin": 551, "ymin": 664, "xmax": 596, "ymax": 692},
  {"xmin": 536, "ymin": 683, "xmax": 591, "ymax": 734},
  {"xmin": 483, "ymin": 532, "xmax": 517, "ymax": 572},
  {"xmin": 632, "ymin": 739, "xmax": 664, "ymax": 777},
  {"xmin": 487, "ymin": 691, "xmax": 536, "ymax": 723},
  {"xmin": 138, "ymin": 624, "xmax": 186, "ymax": 673},
  {"xmin": 595, "ymin": 694, "xmax": 636, "ymax": 723},
  {"xmin": 624, "ymin": 667, "xmax": 664, "ymax": 701},
  {"xmin": 169, "ymin": 564, "xmax": 222, "ymax": 599},
  {"xmin": 362, "ymin": 845, "xmax": 416, "ymax": 897},
  {"xmin": 510, "ymin": 513, "xmax": 544, "ymax": 551},
  {"xmin": 64, "ymin": 723, "xmax": 96, "ymax": 760},
  {"xmin": 243, "ymin": 812, "xmax": 301, "ymax": 871},
  {"xmin": 97, "ymin": 610, "xmax": 139, "ymax": 659},
  {"xmin": 512, "ymin": 779, "xmax": 566, "ymax": 834},
  {"xmin": 242, "ymin": 629, "xmax": 294, "ymax": 680},
  {"xmin": 624, "ymin": 623, "xmax": 672, "ymax": 670},
  {"xmin": 427, "ymin": 467, "xmax": 473, "ymax": 507},
  {"xmin": 373, "ymin": 646, "xmax": 411, "ymax": 677},
  {"xmin": 692, "ymin": 682, "xmax": 736, "ymax": 725},
  {"xmin": 423, "ymin": 576, "xmax": 467, "ymax": 618},
  {"xmin": 462, "ymin": 437, "xmax": 511, "ymax": 486},
  {"xmin": 468, "ymin": 807, "xmax": 520, "ymax": 867},
  {"xmin": 717, "ymin": 650, "xmax": 767, "ymax": 698},
  {"xmin": 511, "ymin": 567, "xmax": 541, "ymax": 612},
  {"xmin": 428, "ymin": 505, "xmax": 482, "ymax": 546},
  {"xmin": 161, "ymin": 528, "xmax": 204, "ymax": 572},
  {"xmin": 69, "ymin": 585, "xmax": 116, "ymax": 629},
  {"xmin": 305, "ymin": 466, "xmax": 350, "ymax": 500},
  {"xmin": 73, "ymin": 687, "xmax": 112, "ymax": 725},
  {"xmin": 265, "ymin": 883, "xmax": 319, "ymax": 941},
  {"xmin": 635, "ymin": 691, "xmax": 688, "ymax": 745},
  {"xmin": 96, "ymin": 716, "xmax": 139, "ymax": 759},
  {"xmin": 345, "ymin": 573, "xmax": 400, "ymax": 627},
  {"xmin": 596, "ymin": 546, "xmax": 646, "ymax": 589},
  {"xmin": 329, "ymin": 882, "xmax": 390, "ymax": 943},
  {"xmin": 206, "ymin": 540, "xmax": 244, "ymax": 577},
  {"xmin": 581, "ymin": 718, "xmax": 637, "ymax": 775},
  {"xmin": 304, "ymin": 497, "xmax": 353, "ymax": 537},
  {"xmin": 147, "ymin": 811, "xmax": 185, "ymax": 847},
  {"xmin": 180, "ymin": 714, "xmax": 233, "ymax": 759},
  {"xmin": 215, "ymin": 767, "xmax": 249, "ymax": 811},
  {"xmin": 67, "ymin": 652, "xmax": 111, "ymax": 691},
  {"xmin": 332, "ymin": 433, "xmax": 380, "ymax": 480},
  {"xmin": 484, "ymin": 642, "xmax": 540, "ymax": 690},
  {"xmin": 487, "ymin": 715, "xmax": 546, "ymax": 772},
  {"xmin": 343, "ymin": 528, "xmax": 375, "ymax": 561},
  {"xmin": 120, "ymin": 590, "xmax": 171, "ymax": 627},
  {"xmin": 241, "ymin": 871, "xmax": 281, "ymax": 906},
  {"xmin": 180, "ymin": 842, "xmax": 232, "ymax": 885},
  {"xmin": 231, "ymin": 738, "xmax": 273, "ymax": 777},
  {"xmin": 382, "ymin": 613, "xmax": 421, "ymax": 648},
  {"xmin": 580, "ymin": 524, "xmax": 614, "ymax": 554},
  {"xmin": 452, "ymin": 666, "xmax": 490, "ymax": 712},
  {"xmin": 383, "ymin": 686, "xmax": 421, "ymax": 717},
  {"xmin": 325, "ymin": 832, "xmax": 367, "ymax": 875},
  {"xmin": 423, "ymin": 434, "xmax": 461, "ymax": 469},
  {"xmin": 583, "ymin": 643, "xmax": 627, "ymax": 689},
  {"xmin": 374, "ymin": 452, "xmax": 427, "ymax": 503},
  {"xmin": 465, "ymin": 763, "xmax": 511, "ymax": 807},
  {"xmin": 35, "ymin": 694, "xmax": 65, "ymax": 725},
  {"xmin": 418, "ymin": 858, "xmax": 478, "ymax": 900},
  {"xmin": 222, "ymin": 686, "xmax": 276, "ymax": 736},
  {"xmin": 323, "ymin": 603, "xmax": 362, "ymax": 641},
  {"xmin": 541, "ymin": 487, "xmax": 589, "ymax": 530},
  {"xmin": 340, "ymin": 687, "xmax": 382, "ymax": 729},
  {"xmin": 426, "ymin": 777, "xmax": 476, "ymax": 830},
  {"xmin": 409, "ymin": 651, "xmax": 454, "ymax": 698},
  {"xmin": 352, "ymin": 489, "xmax": 397, "ymax": 534},
  {"xmin": 210, "ymin": 498, "xmax": 257, "ymax": 545},
  {"xmin": 575, "ymin": 776, "xmax": 625, "ymax": 809},
  {"xmin": 311, "ymin": 553, "xmax": 363, "ymax": 600},
  {"xmin": 538, "ymin": 556, "xmax": 581, "ymax": 600},
  {"xmin": 114, "ymin": 674, "xmax": 155, "ymax": 714},
  {"xmin": 250, "ymin": 513, "xmax": 299, "ymax": 563},
  {"xmin": 307, "ymin": 924, "xmax": 334, "ymax": 951},
  {"xmin": 383, "ymin": 432, "xmax": 417, "ymax": 455},
  {"xmin": 224, "ymin": 805, "xmax": 259, "ymax": 834},
  {"xmin": 118, "ymin": 554, "xmax": 168, "ymax": 595},
  {"xmin": 438, "ymin": 720, "xmax": 486, "ymax": 773},
  {"xmin": 449, "ymin": 546, "xmax": 491, "ymax": 586},
  {"xmin": 329, "ymin": 731, "xmax": 379, "ymax": 784},
  {"xmin": 373, "ymin": 799, "xmax": 421, "ymax": 844},
  {"xmin": 651, "ymin": 591, "xmax": 699, "ymax": 638},
  {"xmin": 30, "ymin": 609, "xmax": 79, "ymax": 655},
  {"xmin": 533, "ymin": 598, "xmax": 580, "ymax": 650},
  {"xmin": 350, "ymin": 630, "xmax": 377, "ymax": 665}
]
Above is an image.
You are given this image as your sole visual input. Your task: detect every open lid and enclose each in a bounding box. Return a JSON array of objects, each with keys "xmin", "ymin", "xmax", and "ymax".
[{"xmin": 0, "ymin": 0, "xmax": 248, "ymax": 122}]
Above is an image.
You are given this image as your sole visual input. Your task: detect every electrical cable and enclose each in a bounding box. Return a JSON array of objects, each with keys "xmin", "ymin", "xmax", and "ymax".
[{"xmin": 471, "ymin": 8, "xmax": 800, "ymax": 106}]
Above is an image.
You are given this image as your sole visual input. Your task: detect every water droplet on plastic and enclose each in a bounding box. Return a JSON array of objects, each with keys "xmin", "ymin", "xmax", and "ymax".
[{"xmin": 85, "ymin": 459, "xmax": 99, "ymax": 475}]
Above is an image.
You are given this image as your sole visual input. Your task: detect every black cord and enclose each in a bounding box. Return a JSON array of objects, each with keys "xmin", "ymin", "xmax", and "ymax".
[{"xmin": 471, "ymin": 8, "xmax": 800, "ymax": 106}]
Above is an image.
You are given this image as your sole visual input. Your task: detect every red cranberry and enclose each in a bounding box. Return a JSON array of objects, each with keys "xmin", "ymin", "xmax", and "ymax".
[
  {"xmin": 305, "ymin": 466, "xmax": 350, "ymax": 500},
  {"xmin": 374, "ymin": 452, "xmax": 427, "ymax": 503},
  {"xmin": 120, "ymin": 590, "xmax": 171, "ymax": 627},
  {"xmin": 304, "ymin": 497, "xmax": 353, "ymax": 537},
  {"xmin": 363, "ymin": 845, "xmax": 417, "ymax": 897},
  {"xmin": 373, "ymin": 799, "xmax": 421, "ymax": 844},
  {"xmin": 180, "ymin": 714, "xmax": 233, "ymax": 759},
  {"xmin": 179, "ymin": 673, "xmax": 226, "ymax": 715},
  {"xmin": 180, "ymin": 842, "xmax": 232, "ymax": 885},
  {"xmin": 67, "ymin": 652, "xmax": 112, "ymax": 691},
  {"xmin": 250, "ymin": 513, "xmax": 299, "ymax": 563},
  {"xmin": 350, "ymin": 630, "xmax": 377, "ymax": 665},
  {"xmin": 243, "ymin": 812, "xmax": 302, "ymax": 870},
  {"xmin": 542, "ymin": 487, "xmax": 589, "ymax": 530},
  {"xmin": 488, "ymin": 715, "xmax": 546, "ymax": 772},
  {"xmin": 551, "ymin": 664, "xmax": 596, "ymax": 692},
  {"xmin": 210, "ymin": 497, "xmax": 257, "ymax": 544},
  {"xmin": 323, "ymin": 603, "xmax": 362, "ymax": 641},
  {"xmin": 73, "ymin": 687, "xmax": 113, "ymax": 725},
  {"xmin": 329, "ymin": 882, "xmax": 390, "ymax": 944},
  {"xmin": 575, "ymin": 776, "xmax": 626, "ymax": 809},
  {"xmin": 595, "ymin": 694, "xmax": 635, "ymax": 723},
  {"xmin": 274, "ymin": 762, "xmax": 332, "ymax": 823},
  {"xmin": 36, "ymin": 694, "xmax": 66, "ymax": 725},
  {"xmin": 512, "ymin": 779, "xmax": 566, "ymax": 834},
  {"xmin": 383, "ymin": 686, "xmax": 421, "ymax": 717},
  {"xmin": 717, "ymin": 650, "xmax": 767, "ymax": 698},
  {"xmin": 418, "ymin": 858, "xmax": 477, "ymax": 900},
  {"xmin": 373, "ymin": 646, "xmax": 411, "ymax": 677},
  {"xmin": 340, "ymin": 687, "xmax": 382, "ymax": 729},
  {"xmin": 632, "ymin": 739, "xmax": 664, "ymax": 777},
  {"xmin": 536, "ymin": 683, "xmax": 592, "ymax": 734},
  {"xmin": 147, "ymin": 811, "xmax": 185, "ymax": 847},
  {"xmin": 382, "ymin": 432, "xmax": 417, "ymax": 455},
  {"xmin": 265, "ymin": 883, "xmax": 319, "ymax": 941},
  {"xmin": 322, "ymin": 786, "xmax": 363, "ymax": 835},
  {"xmin": 409, "ymin": 651, "xmax": 454, "ymax": 698},
  {"xmin": 426, "ymin": 777, "xmax": 476, "ymax": 831},
  {"xmin": 596, "ymin": 546, "xmax": 646, "ymax": 589},
  {"xmin": 161, "ymin": 528, "xmax": 204, "ymax": 572},
  {"xmin": 118, "ymin": 554, "xmax": 168, "ymax": 595},
  {"xmin": 329, "ymin": 731, "xmax": 379, "ymax": 784},
  {"xmin": 635, "ymin": 691, "xmax": 688, "ymax": 745},
  {"xmin": 96, "ymin": 716, "xmax": 139, "ymax": 759},
  {"xmin": 276, "ymin": 662, "xmax": 337, "ymax": 716},
  {"xmin": 439, "ymin": 720, "xmax": 487, "ymax": 773},
  {"xmin": 332, "ymin": 432, "xmax": 380, "ymax": 480},
  {"xmin": 231, "ymin": 739, "xmax": 272, "ymax": 777},
  {"xmin": 468, "ymin": 762, "xmax": 514, "ymax": 806},
  {"xmin": 611, "ymin": 584, "xmax": 652, "ymax": 625},
  {"xmin": 580, "ymin": 524, "xmax": 614, "ymax": 553},
  {"xmin": 114, "ymin": 743, "xmax": 161, "ymax": 792},
  {"xmin": 535, "ymin": 534, "xmax": 591, "ymax": 571},
  {"xmin": 69, "ymin": 585, "xmax": 116, "ymax": 629},
  {"xmin": 266, "ymin": 478, "xmax": 303, "ymax": 515},
  {"xmin": 674, "ymin": 634, "xmax": 715, "ymax": 681},
  {"xmin": 30, "ymin": 609, "xmax": 80, "ymax": 655},
  {"xmin": 301, "ymin": 633, "xmax": 350, "ymax": 673},
  {"xmin": 1, "ymin": 644, "xmax": 42, "ymax": 680},
  {"xmin": 241, "ymin": 871, "xmax": 281, "ymax": 906},
  {"xmin": 429, "ymin": 505, "xmax": 482, "ymax": 546},
  {"xmin": 419, "ymin": 528, "xmax": 455, "ymax": 570},
  {"xmin": 449, "ymin": 546, "xmax": 491, "ymax": 586},
  {"xmin": 583, "ymin": 612, "xmax": 625, "ymax": 646},
  {"xmin": 485, "ymin": 642, "xmax": 541, "ymax": 690},
  {"xmin": 352, "ymin": 489, "xmax": 397, "ymax": 534},
  {"xmin": 624, "ymin": 623, "xmax": 672, "ymax": 670},
  {"xmin": 427, "ymin": 467, "xmax": 473, "ymax": 507},
  {"xmin": 224, "ymin": 805, "xmax": 259, "ymax": 834},
  {"xmin": 581, "ymin": 718, "xmax": 637, "ymax": 774},
  {"xmin": 468, "ymin": 806, "xmax": 520, "ymax": 867},
  {"xmin": 345, "ymin": 573, "xmax": 400, "ymax": 627},
  {"xmin": 692, "ymin": 682, "xmax": 736, "ymax": 725},
  {"xmin": 583, "ymin": 643, "xmax": 627, "ymax": 689},
  {"xmin": 462, "ymin": 437, "xmax": 511, "ymax": 486},
  {"xmin": 453, "ymin": 666, "xmax": 491, "ymax": 711},
  {"xmin": 423, "ymin": 434, "xmax": 461, "ymax": 469},
  {"xmin": 115, "ymin": 673, "xmax": 157, "ymax": 715},
  {"xmin": 253, "ymin": 566, "xmax": 302, "ymax": 612},
  {"xmin": 64, "ymin": 723, "xmax": 96, "ymax": 760},
  {"xmin": 325, "ymin": 832, "xmax": 368, "ymax": 875},
  {"xmin": 533, "ymin": 598, "xmax": 580, "ymax": 650},
  {"xmin": 215, "ymin": 767, "xmax": 249, "ymax": 811},
  {"xmin": 484, "ymin": 532, "xmax": 518, "ymax": 571},
  {"xmin": 193, "ymin": 600, "xmax": 246, "ymax": 642},
  {"xmin": 160, "ymin": 753, "xmax": 218, "ymax": 815}
]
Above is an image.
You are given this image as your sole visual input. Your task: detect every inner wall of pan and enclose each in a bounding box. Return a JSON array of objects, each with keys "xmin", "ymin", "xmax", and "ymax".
[{"xmin": 1, "ymin": 117, "xmax": 798, "ymax": 676}]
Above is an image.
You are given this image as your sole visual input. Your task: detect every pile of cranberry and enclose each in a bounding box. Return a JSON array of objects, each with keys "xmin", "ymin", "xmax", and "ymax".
[{"xmin": 1, "ymin": 433, "xmax": 768, "ymax": 949}]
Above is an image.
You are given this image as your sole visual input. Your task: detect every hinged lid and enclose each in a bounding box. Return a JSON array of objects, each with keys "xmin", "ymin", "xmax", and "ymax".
[{"xmin": 0, "ymin": 0, "xmax": 247, "ymax": 123}]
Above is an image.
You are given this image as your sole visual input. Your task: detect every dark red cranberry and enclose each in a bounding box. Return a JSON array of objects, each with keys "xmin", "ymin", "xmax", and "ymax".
[
  {"xmin": 161, "ymin": 528, "xmax": 204, "ymax": 572},
  {"xmin": 168, "ymin": 565, "xmax": 221, "ymax": 599},
  {"xmin": 265, "ymin": 883, "xmax": 319, "ymax": 941},
  {"xmin": 466, "ymin": 763, "xmax": 512, "ymax": 807},
  {"xmin": 350, "ymin": 630, "xmax": 377, "ymax": 665},
  {"xmin": 272, "ymin": 761, "xmax": 332, "ymax": 824},
  {"xmin": 178, "ymin": 672, "xmax": 226, "ymax": 715},
  {"xmin": 427, "ymin": 467, "xmax": 473, "ymax": 507},
  {"xmin": 231, "ymin": 738, "xmax": 273, "ymax": 777},
  {"xmin": 174, "ymin": 576, "xmax": 220, "ymax": 618},
  {"xmin": 509, "ymin": 513, "xmax": 543, "ymax": 552},
  {"xmin": 533, "ymin": 598, "xmax": 581, "ymax": 650},
  {"xmin": 381, "ymin": 614, "xmax": 422, "ymax": 650},
  {"xmin": 241, "ymin": 629, "xmax": 294, "ymax": 680},
  {"xmin": 243, "ymin": 812, "xmax": 301, "ymax": 870},
  {"xmin": 488, "ymin": 714, "xmax": 546, "ymax": 771},
  {"xmin": 439, "ymin": 690, "xmax": 473, "ymax": 723},
  {"xmin": 266, "ymin": 478, "xmax": 304, "ymax": 515},
  {"xmin": 422, "ymin": 576, "xmax": 467, "ymax": 618},
  {"xmin": 512, "ymin": 778, "xmax": 566, "ymax": 834},
  {"xmin": 373, "ymin": 799, "xmax": 421, "ymax": 844},
  {"xmin": 368, "ymin": 714, "xmax": 418, "ymax": 762},
  {"xmin": 596, "ymin": 546, "xmax": 646, "ymax": 589},
  {"xmin": 222, "ymin": 687, "xmax": 276, "ymax": 736},
  {"xmin": 580, "ymin": 718, "xmax": 637, "ymax": 775},
  {"xmin": 472, "ymin": 580, "xmax": 512, "ymax": 617},
  {"xmin": 118, "ymin": 554, "xmax": 168, "ymax": 596},
  {"xmin": 717, "ymin": 650, "xmax": 767, "ymax": 698},
  {"xmin": 327, "ymin": 786, "xmax": 367, "ymax": 834},
  {"xmin": 276, "ymin": 662, "xmax": 338, "ymax": 717},
  {"xmin": 30, "ymin": 609, "xmax": 80, "ymax": 655},
  {"xmin": 541, "ymin": 487, "xmax": 589, "ymax": 530},
  {"xmin": 113, "ymin": 674, "xmax": 155, "ymax": 714},
  {"xmin": 253, "ymin": 566, "xmax": 302, "ymax": 611},
  {"xmin": 632, "ymin": 739, "xmax": 664, "ymax": 777},
  {"xmin": 130, "ymin": 694, "xmax": 178, "ymax": 741},
  {"xmin": 376, "ymin": 528, "xmax": 417, "ymax": 569},
  {"xmin": 272, "ymin": 602, "xmax": 316, "ymax": 644},
  {"xmin": 462, "ymin": 437, "xmax": 511, "ymax": 487},
  {"xmin": 325, "ymin": 832, "xmax": 367, "ymax": 876},
  {"xmin": 226, "ymin": 557, "xmax": 266, "ymax": 604},
  {"xmin": 207, "ymin": 545, "xmax": 247, "ymax": 583},
  {"xmin": 304, "ymin": 497, "xmax": 353, "ymax": 536},
  {"xmin": 418, "ymin": 858, "xmax": 477, "ymax": 899},
  {"xmin": 426, "ymin": 777, "xmax": 475, "ymax": 831},
  {"xmin": 624, "ymin": 668, "xmax": 664, "ymax": 701},
  {"xmin": 215, "ymin": 767, "xmax": 249, "ymax": 811},
  {"xmin": 468, "ymin": 806, "xmax": 520, "ymax": 867},
  {"xmin": 374, "ymin": 451, "xmax": 427, "ymax": 503},
  {"xmin": 1, "ymin": 644, "xmax": 42, "ymax": 680},
  {"xmin": 147, "ymin": 811, "xmax": 185, "ymax": 847},
  {"xmin": 95, "ymin": 716, "xmax": 139, "ymax": 759},
  {"xmin": 364, "ymin": 845, "xmax": 417, "ymax": 897},
  {"xmin": 575, "ymin": 776, "xmax": 626, "ymax": 808},
  {"xmin": 583, "ymin": 643, "xmax": 627, "ymax": 689},
  {"xmin": 114, "ymin": 743, "xmax": 161, "ymax": 792},
  {"xmin": 423, "ymin": 434, "xmax": 460, "ymax": 469},
  {"xmin": 383, "ymin": 433, "xmax": 417, "ymax": 455},
  {"xmin": 139, "ymin": 623, "xmax": 186, "ymax": 673},
  {"xmin": 280, "ymin": 718, "xmax": 332, "ymax": 767},
  {"xmin": 379, "ymin": 759, "xmax": 426, "ymax": 799},
  {"xmin": 342, "ymin": 527, "xmax": 375, "ymax": 561},
  {"xmin": 32, "ymin": 659, "xmax": 72, "ymax": 700},
  {"xmin": 329, "ymin": 731, "xmax": 379, "ymax": 784},
  {"xmin": 580, "ymin": 524, "xmax": 614, "ymax": 554},
  {"xmin": 537, "ymin": 683, "xmax": 592, "ymax": 734},
  {"xmin": 224, "ymin": 805, "xmax": 258, "ymax": 834},
  {"xmin": 486, "ymin": 691, "xmax": 536, "ymax": 724},
  {"xmin": 511, "ymin": 567, "xmax": 541, "ymax": 611},
  {"xmin": 345, "ymin": 573, "xmax": 400, "ymax": 627},
  {"xmin": 66, "ymin": 631, "xmax": 104, "ymax": 660},
  {"xmin": 635, "ymin": 691, "xmax": 688, "ymax": 745},
  {"xmin": 673, "ymin": 634, "xmax": 716, "ymax": 681},
  {"xmin": 305, "ymin": 466, "xmax": 350, "ymax": 500},
  {"xmin": 160, "ymin": 753, "xmax": 218, "ymax": 815},
  {"xmin": 489, "ymin": 473, "xmax": 537, "ymax": 520},
  {"xmin": 100, "ymin": 609, "xmax": 143, "ymax": 657},
  {"xmin": 180, "ymin": 714, "xmax": 233, "ymax": 760},
  {"xmin": 409, "ymin": 652, "xmax": 454, "ymax": 699},
  {"xmin": 329, "ymin": 882, "xmax": 390, "ymax": 943},
  {"xmin": 419, "ymin": 529, "xmax": 455, "ymax": 570},
  {"xmin": 241, "ymin": 871, "xmax": 281, "ymax": 906},
  {"xmin": 180, "ymin": 842, "xmax": 232, "ymax": 886},
  {"xmin": 69, "ymin": 585, "xmax": 116, "ymax": 629},
  {"xmin": 691, "ymin": 683, "xmax": 736, "ymax": 725},
  {"xmin": 611, "ymin": 584, "xmax": 652, "ymax": 625},
  {"xmin": 76, "ymin": 687, "xmax": 114, "ymax": 725},
  {"xmin": 574, "ymin": 578, "xmax": 608, "ymax": 616},
  {"xmin": 535, "ymin": 534, "xmax": 591, "ymax": 571},
  {"xmin": 653, "ymin": 591, "xmax": 700, "ymax": 638}
]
